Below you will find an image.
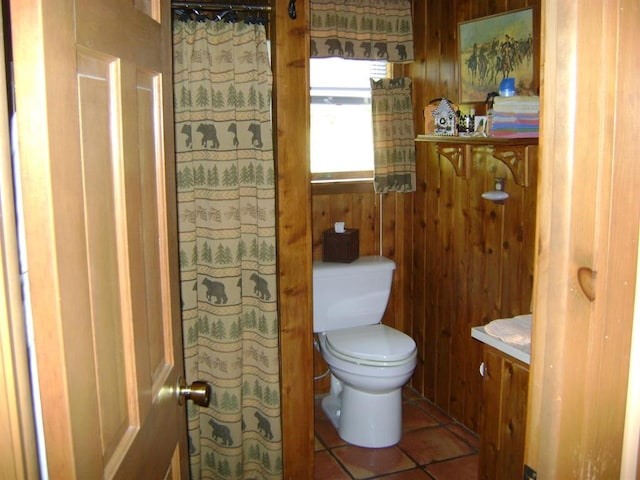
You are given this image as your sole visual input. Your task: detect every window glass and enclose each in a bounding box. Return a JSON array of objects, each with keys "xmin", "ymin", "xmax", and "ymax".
[{"xmin": 310, "ymin": 58, "xmax": 387, "ymax": 177}]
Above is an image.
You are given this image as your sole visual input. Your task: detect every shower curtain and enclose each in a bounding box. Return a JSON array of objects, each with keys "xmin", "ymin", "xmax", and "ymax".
[{"xmin": 173, "ymin": 18, "xmax": 282, "ymax": 479}]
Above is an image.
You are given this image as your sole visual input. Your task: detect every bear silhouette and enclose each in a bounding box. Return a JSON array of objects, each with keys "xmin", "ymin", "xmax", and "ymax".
[
  {"xmin": 202, "ymin": 277, "xmax": 228, "ymax": 304},
  {"xmin": 227, "ymin": 123, "xmax": 239, "ymax": 147},
  {"xmin": 324, "ymin": 38, "xmax": 343, "ymax": 56},
  {"xmin": 196, "ymin": 123, "xmax": 220, "ymax": 148},
  {"xmin": 250, "ymin": 273, "xmax": 270, "ymax": 300},
  {"xmin": 360, "ymin": 42, "xmax": 372, "ymax": 58},
  {"xmin": 374, "ymin": 42, "xmax": 389, "ymax": 59},
  {"xmin": 344, "ymin": 41, "xmax": 355, "ymax": 57},
  {"xmin": 310, "ymin": 39, "xmax": 318, "ymax": 57},
  {"xmin": 248, "ymin": 123, "xmax": 263, "ymax": 148},
  {"xmin": 395, "ymin": 44, "xmax": 407, "ymax": 61},
  {"xmin": 181, "ymin": 124, "xmax": 192, "ymax": 148},
  {"xmin": 255, "ymin": 411, "xmax": 273, "ymax": 439},
  {"xmin": 208, "ymin": 419, "xmax": 233, "ymax": 446}
]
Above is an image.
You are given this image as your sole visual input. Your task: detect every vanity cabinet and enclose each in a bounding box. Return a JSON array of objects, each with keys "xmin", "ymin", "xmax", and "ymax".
[{"xmin": 478, "ymin": 344, "xmax": 529, "ymax": 480}]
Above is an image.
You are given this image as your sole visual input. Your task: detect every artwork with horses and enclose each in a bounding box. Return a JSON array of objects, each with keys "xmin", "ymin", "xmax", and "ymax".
[{"xmin": 459, "ymin": 8, "xmax": 534, "ymax": 103}]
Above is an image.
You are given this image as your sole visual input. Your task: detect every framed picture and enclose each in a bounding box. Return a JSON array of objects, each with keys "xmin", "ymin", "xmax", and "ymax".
[{"xmin": 459, "ymin": 8, "xmax": 534, "ymax": 103}]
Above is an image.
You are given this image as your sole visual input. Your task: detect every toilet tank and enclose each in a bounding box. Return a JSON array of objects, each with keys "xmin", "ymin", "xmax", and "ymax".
[{"xmin": 312, "ymin": 256, "xmax": 396, "ymax": 333}]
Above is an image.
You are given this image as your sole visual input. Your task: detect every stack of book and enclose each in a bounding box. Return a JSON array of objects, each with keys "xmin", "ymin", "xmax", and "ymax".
[{"xmin": 490, "ymin": 96, "xmax": 539, "ymax": 138}]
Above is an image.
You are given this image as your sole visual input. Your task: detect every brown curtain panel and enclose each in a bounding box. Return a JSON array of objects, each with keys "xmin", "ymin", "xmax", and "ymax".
[
  {"xmin": 310, "ymin": 0, "xmax": 414, "ymax": 62},
  {"xmin": 370, "ymin": 77, "xmax": 416, "ymax": 193}
]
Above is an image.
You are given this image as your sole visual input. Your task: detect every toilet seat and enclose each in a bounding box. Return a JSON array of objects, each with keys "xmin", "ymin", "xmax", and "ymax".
[{"xmin": 324, "ymin": 324, "xmax": 416, "ymax": 367}]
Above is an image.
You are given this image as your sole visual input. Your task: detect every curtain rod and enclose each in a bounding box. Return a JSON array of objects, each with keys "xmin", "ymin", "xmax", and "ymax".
[{"xmin": 171, "ymin": 2, "xmax": 272, "ymax": 12}]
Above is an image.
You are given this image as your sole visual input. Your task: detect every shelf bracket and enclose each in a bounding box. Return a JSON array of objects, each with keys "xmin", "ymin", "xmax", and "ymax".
[
  {"xmin": 490, "ymin": 146, "xmax": 529, "ymax": 187},
  {"xmin": 435, "ymin": 143, "xmax": 470, "ymax": 179}
]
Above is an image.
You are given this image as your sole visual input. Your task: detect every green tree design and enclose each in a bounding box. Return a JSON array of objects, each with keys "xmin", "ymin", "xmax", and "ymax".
[
  {"xmin": 191, "ymin": 244, "xmax": 199, "ymax": 267},
  {"xmin": 236, "ymin": 89, "xmax": 246, "ymax": 108},
  {"xmin": 212, "ymin": 89, "xmax": 225, "ymax": 109},
  {"xmin": 258, "ymin": 314, "xmax": 268, "ymax": 334},
  {"xmin": 217, "ymin": 459, "xmax": 231, "ymax": 477},
  {"xmin": 262, "ymin": 451, "xmax": 271, "ymax": 470},
  {"xmin": 198, "ymin": 315, "xmax": 210, "ymax": 335},
  {"xmin": 187, "ymin": 324, "xmax": 197, "ymax": 344},
  {"xmin": 179, "ymin": 248, "xmax": 189, "ymax": 268},
  {"xmin": 227, "ymin": 84, "xmax": 238, "ymax": 107},
  {"xmin": 201, "ymin": 241, "xmax": 213, "ymax": 264},
  {"xmin": 211, "ymin": 390, "xmax": 218, "ymax": 408},
  {"xmin": 247, "ymin": 85, "xmax": 258, "ymax": 107},
  {"xmin": 205, "ymin": 451, "xmax": 215, "ymax": 468},
  {"xmin": 213, "ymin": 318, "xmax": 227, "ymax": 339},
  {"xmin": 266, "ymin": 167, "xmax": 275, "ymax": 186},
  {"xmin": 242, "ymin": 380, "xmax": 251, "ymax": 396},
  {"xmin": 255, "ymin": 164, "xmax": 264, "ymax": 185},
  {"xmin": 274, "ymin": 456, "xmax": 283, "ymax": 473},
  {"xmin": 180, "ymin": 166, "xmax": 194, "ymax": 189},
  {"xmin": 236, "ymin": 239, "xmax": 247, "ymax": 262},
  {"xmin": 180, "ymin": 85, "xmax": 192, "ymax": 108},
  {"xmin": 230, "ymin": 318, "xmax": 242, "ymax": 339},
  {"xmin": 195, "ymin": 164, "xmax": 206, "ymax": 185},
  {"xmin": 250, "ymin": 238, "xmax": 259, "ymax": 259},
  {"xmin": 253, "ymin": 380, "xmax": 263, "ymax": 400},
  {"xmin": 195, "ymin": 84, "xmax": 209, "ymax": 107},
  {"xmin": 235, "ymin": 462, "xmax": 243, "ymax": 478}
]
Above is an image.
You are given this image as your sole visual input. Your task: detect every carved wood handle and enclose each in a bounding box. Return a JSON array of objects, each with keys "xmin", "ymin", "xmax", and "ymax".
[{"xmin": 577, "ymin": 267, "xmax": 596, "ymax": 301}]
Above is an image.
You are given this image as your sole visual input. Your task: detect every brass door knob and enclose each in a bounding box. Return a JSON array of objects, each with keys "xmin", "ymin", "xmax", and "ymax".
[{"xmin": 177, "ymin": 376, "xmax": 211, "ymax": 407}]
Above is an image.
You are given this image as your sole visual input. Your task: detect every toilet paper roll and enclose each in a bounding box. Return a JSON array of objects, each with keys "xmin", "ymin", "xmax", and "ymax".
[{"xmin": 334, "ymin": 222, "xmax": 345, "ymax": 233}]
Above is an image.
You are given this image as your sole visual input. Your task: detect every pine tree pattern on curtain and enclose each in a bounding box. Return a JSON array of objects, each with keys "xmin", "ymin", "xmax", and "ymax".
[
  {"xmin": 310, "ymin": 0, "xmax": 414, "ymax": 62},
  {"xmin": 370, "ymin": 77, "xmax": 416, "ymax": 193},
  {"xmin": 173, "ymin": 19, "xmax": 282, "ymax": 479}
]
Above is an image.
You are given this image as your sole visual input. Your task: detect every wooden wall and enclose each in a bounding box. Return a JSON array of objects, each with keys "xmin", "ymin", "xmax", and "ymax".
[{"xmin": 311, "ymin": 0, "xmax": 541, "ymax": 433}]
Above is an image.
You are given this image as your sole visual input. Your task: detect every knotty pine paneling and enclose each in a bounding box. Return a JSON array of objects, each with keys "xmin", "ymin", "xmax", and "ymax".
[{"xmin": 413, "ymin": 142, "xmax": 537, "ymax": 432}]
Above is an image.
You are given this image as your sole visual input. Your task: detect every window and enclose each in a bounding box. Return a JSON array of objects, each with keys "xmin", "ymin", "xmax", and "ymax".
[{"xmin": 310, "ymin": 58, "xmax": 387, "ymax": 180}]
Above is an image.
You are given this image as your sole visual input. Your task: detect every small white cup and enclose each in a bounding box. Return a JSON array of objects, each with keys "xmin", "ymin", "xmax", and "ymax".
[{"xmin": 334, "ymin": 222, "xmax": 345, "ymax": 233}]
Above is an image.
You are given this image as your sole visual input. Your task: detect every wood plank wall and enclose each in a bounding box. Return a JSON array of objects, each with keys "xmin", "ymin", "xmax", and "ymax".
[{"xmin": 311, "ymin": 0, "xmax": 541, "ymax": 433}]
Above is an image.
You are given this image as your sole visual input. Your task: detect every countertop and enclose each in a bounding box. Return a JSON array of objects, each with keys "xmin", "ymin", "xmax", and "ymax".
[{"xmin": 471, "ymin": 325, "xmax": 531, "ymax": 365}]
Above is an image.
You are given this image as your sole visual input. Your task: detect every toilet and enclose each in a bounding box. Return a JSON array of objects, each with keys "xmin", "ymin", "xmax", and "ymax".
[{"xmin": 313, "ymin": 256, "xmax": 417, "ymax": 448}]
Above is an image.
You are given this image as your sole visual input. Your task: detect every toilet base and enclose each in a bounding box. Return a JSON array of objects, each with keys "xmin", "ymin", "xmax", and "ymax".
[{"xmin": 322, "ymin": 383, "xmax": 402, "ymax": 448}]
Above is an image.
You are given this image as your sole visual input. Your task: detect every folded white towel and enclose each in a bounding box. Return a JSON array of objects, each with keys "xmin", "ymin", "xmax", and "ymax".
[{"xmin": 484, "ymin": 314, "xmax": 532, "ymax": 345}]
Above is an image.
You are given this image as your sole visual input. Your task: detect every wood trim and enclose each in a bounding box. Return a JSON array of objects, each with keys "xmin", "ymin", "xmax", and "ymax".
[
  {"xmin": 272, "ymin": 0, "xmax": 314, "ymax": 478},
  {"xmin": 0, "ymin": 3, "xmax": 39, "ymax": 475},
  {"xmin": 526, "ymin": 0, "xmax": 640, "ymax": 476}
]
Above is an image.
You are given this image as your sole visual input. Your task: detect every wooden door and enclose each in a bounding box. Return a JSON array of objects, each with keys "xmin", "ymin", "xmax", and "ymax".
[{"xmin": 10, "ymin": 0, "xmax": 186, "ymax": 478}]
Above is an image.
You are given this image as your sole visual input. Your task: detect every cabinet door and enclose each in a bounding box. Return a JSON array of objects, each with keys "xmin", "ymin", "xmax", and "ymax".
[{"xmin": 479, "ymin": 345, "xmax": 529, "ymax": 480}]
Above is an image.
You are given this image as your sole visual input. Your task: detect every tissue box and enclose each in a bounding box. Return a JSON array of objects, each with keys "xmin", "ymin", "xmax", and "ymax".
[{"xmin": 322, "ymin": 228, "xmax": 359, "ymax": 263}]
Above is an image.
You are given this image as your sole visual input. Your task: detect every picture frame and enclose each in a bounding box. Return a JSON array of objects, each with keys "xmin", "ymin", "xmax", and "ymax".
[{"xmin": 458, "ymin": 8, "xmax": 534, "ymax": 103}]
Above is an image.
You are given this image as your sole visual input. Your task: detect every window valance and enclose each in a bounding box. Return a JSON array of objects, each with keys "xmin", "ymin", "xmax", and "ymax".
[{"xmin": 310, "ymin": 0, "xmax": 414, "ymax": 63}]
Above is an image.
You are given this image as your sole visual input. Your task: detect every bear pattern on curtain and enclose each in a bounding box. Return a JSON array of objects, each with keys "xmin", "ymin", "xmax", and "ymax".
[
  {"xmin": 173, "ymin": 19, "xmax": 282, "ymax": 479},
  {"xmin": 310, "ymin": 0, "xmax": 415, "ymax": 62}
]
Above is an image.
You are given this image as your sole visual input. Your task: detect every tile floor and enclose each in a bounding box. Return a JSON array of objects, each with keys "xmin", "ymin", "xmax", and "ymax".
[{"xmin": 314, "ymin": 387, "xmax": 479, "ymax": 480}]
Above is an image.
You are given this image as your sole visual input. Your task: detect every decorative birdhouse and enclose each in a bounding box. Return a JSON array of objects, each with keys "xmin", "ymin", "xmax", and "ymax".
[{"xmin": 432, "ymin": 98, "xmax": 458, "ymax": 136}]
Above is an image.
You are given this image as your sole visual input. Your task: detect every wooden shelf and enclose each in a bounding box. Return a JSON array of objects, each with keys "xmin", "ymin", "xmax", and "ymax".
[{"xmin": 415, "ymin": 134, "xmax": 538, "ymax": 146}]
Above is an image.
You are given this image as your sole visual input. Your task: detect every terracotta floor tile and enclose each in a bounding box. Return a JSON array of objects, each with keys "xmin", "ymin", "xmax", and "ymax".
[
  {"xmin": 315, "ymin": 416, "xmax": 347, "ymax": 449},
  {"xmin": 315, "ymin": 435, "xmax": 326, "ymax": 451},
  {"xmin": 402, "ymin": 386, "xmax": 422, "ymax": 401},
  {"xmin": 446, "ymin": 423, "xmax": 480, "ymax": 450},
  {"xmin": 403, "ymin": 402, "xmax": 440, "ymax": 432},
  {"xmin": 425, "ymin": 454, "xmax": 479, "ymax": 480},
  {"xmin": 378, "ymin": 468, "xmax": 433, "ymax": 479},
  {"xmin": 399, "ymin": 426, "xmax": 475, "ymax": 465},
  {"xmin": 331, "ymin": 444, "xmax": 416, "ymax": 479},
  {"xmin": 412, "ymin": 399, "xmax": 453, "ymax": 425},
  {"xmin": 314, "ymin": 450, "xmax": 352, "ymax": 480}
]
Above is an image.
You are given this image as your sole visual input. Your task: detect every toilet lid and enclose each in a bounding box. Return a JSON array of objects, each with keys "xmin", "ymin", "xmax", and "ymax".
[{"xmin": 325, "ymin": 324, "xmax": 416, "ymax": 364}]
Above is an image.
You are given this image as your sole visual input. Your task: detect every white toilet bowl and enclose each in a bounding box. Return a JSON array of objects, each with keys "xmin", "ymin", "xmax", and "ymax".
[{"xmin": 317, "ymin": 323, "xmax": 417, "ymax": 448}]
